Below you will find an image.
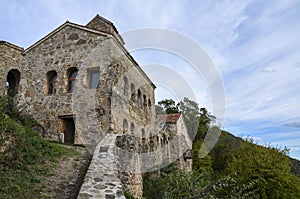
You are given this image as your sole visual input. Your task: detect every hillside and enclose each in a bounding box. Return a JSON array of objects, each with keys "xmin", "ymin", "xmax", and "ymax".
[
  {"xmin": 2, "ymin": 95, "xmax": 300, "ymax": 199},
  {"xmin": 143, "ymin": 98, "xmax": 300, "ymax": 199},
  {"xmin": 143, "ymin": 129, "xmax": 300, "ymax": 199},
  {"xmin": 291, "ymin": 157, "xmax": 300, "ymax": 177},
  {"xmin": 0, "ymin": 97, "xmax": 91, "ymax": 198},
  {"xmin": 209, "ymin": 130, "xmax": 300, "ymax": 176}
]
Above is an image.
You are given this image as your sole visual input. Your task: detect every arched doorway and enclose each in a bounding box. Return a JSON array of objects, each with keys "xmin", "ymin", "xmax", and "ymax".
[{"xmin": 6, "ymin": 69, "xmax": 20, "ymax": 97}]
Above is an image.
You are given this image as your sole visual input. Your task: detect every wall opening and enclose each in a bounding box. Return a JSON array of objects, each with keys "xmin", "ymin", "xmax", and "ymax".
[
  {"xmin": 122, "ymin": 76, "xmax": 128, "ymax": 95},
  {"xmin": 130, "ymin": 122, "xmax": 135, "ymax": 134},
  {"xmin": 130, "ymin": 83, "xmax": 135, "ymax": 102},
  {"xmin": 60, "ymin": 116, "xmax": 75, "ymax": 144},
  {"xmin": 141, "ymin": 128, "xmax": 145, "ymax": 144},
  {"xmin": 123, "ymin": 119, "xmax": 128, "ymax": 134},
  {"xmin": 67, "ymin": 67, "xmax": 78, "ymax": 92},
  {"xmin": 137, "ymin": 89, "xmax": 142, "ymax": 108},
  {"xmin": 6, "ymin": 69, "xmax": 20, "ymax": 97},
  {"xmin": 143, "ymin": 94, "xmax": 147, "ymax": 111},
  {"xmin": 47, "ymin": 70, "xmax": 57, "ymax": 94},
  {"xmin": 88, "ymin": 67, "xmax": 100, "ymax": 89}
]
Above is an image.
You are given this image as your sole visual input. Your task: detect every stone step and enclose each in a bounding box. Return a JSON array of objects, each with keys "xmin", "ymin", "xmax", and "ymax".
[{"xmin": 77, "ymin": 133, "xmax": 125, "ymax": 199}]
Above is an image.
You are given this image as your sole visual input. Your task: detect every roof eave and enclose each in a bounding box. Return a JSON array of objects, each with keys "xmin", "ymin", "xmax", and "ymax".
[
  {"xmin": 24, "ymin": 21, "xmax": 111, "ymax": 53},
  {"xmin": 0, "ymin": 40, "xmax": 24, "ymax": 51}
]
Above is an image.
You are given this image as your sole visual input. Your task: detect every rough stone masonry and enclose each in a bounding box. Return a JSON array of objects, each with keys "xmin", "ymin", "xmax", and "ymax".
[{"xmin": 0, "ymin": 14, "xmax": 193, "ymax": 198}]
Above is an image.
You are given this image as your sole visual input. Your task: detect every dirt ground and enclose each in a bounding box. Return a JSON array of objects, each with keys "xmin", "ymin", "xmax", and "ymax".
[{"xmin": 39, "ymin": 145, "xmax": 92, "ymax": 199}]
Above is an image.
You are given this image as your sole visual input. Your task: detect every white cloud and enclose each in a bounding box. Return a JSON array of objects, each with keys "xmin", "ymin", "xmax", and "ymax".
[{"xmin": 1, "ymin": 0, "xmax": 300, "ymax": 158}]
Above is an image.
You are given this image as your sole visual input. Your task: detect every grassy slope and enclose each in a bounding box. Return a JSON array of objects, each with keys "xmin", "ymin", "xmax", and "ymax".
[
  {"xmin": 0, "ymin": 122, "xmax": 91, "ymax": 198},
  {"xmin": 209, "ymin": 130, "xmax": 300, "ymax": 176},
  {"xmin": 0, "ymin": 97, "xmax": 91, "ymax": 198},
  {"xmin": 143, "ymin": 129, "xmax": 300, "ymax": 198}
]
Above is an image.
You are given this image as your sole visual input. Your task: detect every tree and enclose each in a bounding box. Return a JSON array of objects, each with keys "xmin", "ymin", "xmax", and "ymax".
[
  {"xmin": 226, "ymin": 141, "xmax": 300, "ymax": 198},
  {"xmin": 178, "ymin": 97, "xmax": 200, "ymax": 139},
  {"xmin": 157, "ymin": 99, "xmax": 179, "ymax": 114},
  {"xmin": 156, "ymin": 98, "xmax": 217, "ymax": 174}
]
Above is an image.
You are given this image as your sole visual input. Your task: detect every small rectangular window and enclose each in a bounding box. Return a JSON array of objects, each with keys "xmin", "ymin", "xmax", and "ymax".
[
  {"xmin": 88, "ymin": 68, "xmax": 100, "ymax": 89},
  {"xmin": 99, "ymin": 146, "xmax": 109, "ymax": 158}
]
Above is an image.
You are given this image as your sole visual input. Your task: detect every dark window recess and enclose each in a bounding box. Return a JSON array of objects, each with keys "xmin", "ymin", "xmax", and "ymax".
[
  {"xmin": 99, "ymin": 146, "xmax": 109, "ymax": 158},
  {"xmin": 62, "ymin": 117, "xmax": 75, "ymax": 144},
  {"xmin": 130, "ymin": 123, "xmax": 135, "ymax": 134},
  {"xmin": 130, "ymin": 83, "xmax": 135, "ymax": 101},
  {"xmin": 123, "ymin": 119, "xmax": 128, "ymax": 133},
  {"xmin": 67, "ymin": 67, "xmax": 78, "ymax": 92},
  {"xmin": 88, "ymin": 68, "xmax": 100, "ymax": 89},
  {"xmin": 183, "ymin": 149, "xmax": 193, "ymax": 160},
  {"xmin": 137, "ymin": 89, "xmax": 142, "ymax": 108},
  {"xmin": 122, "ymin": 76, "xmax": 128, "ymax": 94},
  {"xmin": 6, "ymin": 69, "xmax": 20, "ymax": 97},
  {"xmin": 47, "ymin": 70, "xmax": 57, "ymax": 94}
]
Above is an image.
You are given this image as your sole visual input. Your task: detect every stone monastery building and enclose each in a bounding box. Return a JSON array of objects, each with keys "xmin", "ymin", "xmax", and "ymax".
[{"xmin": 0, "ymin": 15, "xmax": 192, "ymax": 198}]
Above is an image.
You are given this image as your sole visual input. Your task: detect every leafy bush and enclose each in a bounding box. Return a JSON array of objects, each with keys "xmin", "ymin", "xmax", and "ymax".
[{"xmin": 124, "ymin": 191, "xmax": 137, "ymax": 199}]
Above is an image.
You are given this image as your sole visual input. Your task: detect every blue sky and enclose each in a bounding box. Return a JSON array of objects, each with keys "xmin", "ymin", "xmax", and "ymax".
[{"xmin": 1, "ymin": 0, "xmax": 300, "ymax": 159}]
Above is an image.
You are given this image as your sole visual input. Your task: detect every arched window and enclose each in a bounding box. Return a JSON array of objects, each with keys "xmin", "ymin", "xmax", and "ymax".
[
  {"xmin": 6, "ymin": 69, "xmax": 20, "ymax": 97},
  {"xmin": 143, "ymin": 94, "xmax": 147, "ymax": 111},
  {"xmin": 123, "ymin": 119, "xmax": 128, "ymax": 134},
  {"xmin": 141, "ymin": 128, "xmax": 146, "ymax": 144},
  {"xmin": 130, "ymin": 123, "xmax": 135, "ymax": 134},
  {"xmin": 47, "ymin": 70, "xmax": 57, "ymax": 94},
  {"xmin": 148, "ymin": 99, "xmax": 152, "ymax": 110},
  {"xmin": 137, "ymin": 89, "xmax": 142, "ymax": 108},
  {"xmin": 67, "ymin": 67, "xmax": 78, "ymax": 92},
  {"xmin": 122, "ymin": 76, "xmax": 128, "ymax": 95},
  {"xmin": 130, "ymin": 83, "xmax": 135, "ymax": 101}
]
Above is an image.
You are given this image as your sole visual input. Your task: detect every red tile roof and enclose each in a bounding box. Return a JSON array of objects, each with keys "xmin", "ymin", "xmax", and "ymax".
[{"xmin": 157, "ymin": 113, "xmax": 181, "ymax": 123}]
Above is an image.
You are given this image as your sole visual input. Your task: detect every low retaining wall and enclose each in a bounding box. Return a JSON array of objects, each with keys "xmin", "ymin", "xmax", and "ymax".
[{"xmin": 77, "ymin": 134, "xmax": 125, "ymax": 199}]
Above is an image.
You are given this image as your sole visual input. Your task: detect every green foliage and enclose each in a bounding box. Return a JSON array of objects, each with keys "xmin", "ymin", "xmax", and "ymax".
[
  {"xmin": 226, "ymin": 140, "xmax": 300, "ymax": 198},
  {"xmin": 148, "ymin": 97, "xmax": 300, "ymax": 198},
  {"xmin": 144, "ymin": 169, "xmax": 259, "ymax": 199},
  {"xmin": 291, "ymin": 157, "xmax": 300, "ymax": 177},
  {"xmin": 0, "ymin": 96, "xmax": 65, "ymax": 198},
  {"xmin": 0, "ymin": 96, "xmax": 38, "ymax": 127},
  {"xmin": 192, "ymin": 140, "xmax": 213, "ymax": 173},
  {"xmin": 0, "ymin": 114, "xmax": 62, "ymax": 169},
  {"xmin": 162, "ymin": 170, "xmax": 209, "ymax": 199},
  {"xmin": 143, "ymin": 171, "xmax": 165, "ymax": 199},
  {"xmin": 198, "ymin": 173, "xmax": 259, "ymax": 199},
  {"xmin": 178, "ymin": 97, "xmax": 200, "ymax": 139},
  {"xmin": 208, "ymin": 131, "xmax": 241, "ymax": 175},
  {"xmin": 157, "ymin": 99, "xmax": 179, "ymax": 114},
  {"xmin": 156, "ymin": 97, "xmax": 214, "ymax": 139},
  {"xmin": 124, "ymin": 191, "xmax": 137, "ymax": 199}
]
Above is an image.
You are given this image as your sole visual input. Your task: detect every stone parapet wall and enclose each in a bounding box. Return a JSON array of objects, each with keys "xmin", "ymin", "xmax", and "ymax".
[
  {"xmin": 78, "ymin": 134, "xmax": 125, "ymax": 199},
  {"xmin": 0, "ymin": 42, "xmax": 23, "ymax": 95},
  {"xmin": 115, "ymin": 134, "xmax": 143, "ymax": 198}
]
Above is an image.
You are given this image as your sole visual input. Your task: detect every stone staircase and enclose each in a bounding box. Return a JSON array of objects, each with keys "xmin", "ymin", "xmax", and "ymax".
[{"xmin": 77, "ymin": 134, "xmax": 125, "ymax": 199}]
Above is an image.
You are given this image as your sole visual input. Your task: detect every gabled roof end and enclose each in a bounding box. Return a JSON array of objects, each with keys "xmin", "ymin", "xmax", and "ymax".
[{"xmin": 86, "ymin": 14, "xmax": 125, "ymax": 45}]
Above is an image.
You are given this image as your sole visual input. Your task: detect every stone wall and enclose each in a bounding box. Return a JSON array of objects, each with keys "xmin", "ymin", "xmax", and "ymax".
[
  {"xmin": 116, "ymin": 134, "xmax": 143, "ymax": 198},
  {"xmin": 78, "ymin": 134, "xmax": 125, "ymax": 199},
  {"xmin": 18, "ymin": 25, "xmax": 113, "ymax": 141},
  {"xmin": 0, "ymin": 41, "xmax": 23, "ymax": 96},
  {"xmin": 0, "ymin": 21, "xmax": 156, "ymax": 145},
  {"xmin": 0, "ymin": 15, "xmax": 192, "ymax": 198}
]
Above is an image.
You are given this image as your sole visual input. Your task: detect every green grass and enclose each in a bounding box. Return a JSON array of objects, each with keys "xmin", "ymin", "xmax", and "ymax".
[
  {"xmin": 0, "ymin": 96, "xmax": 84, "ymax": 198},
  {"xmin": 0, "ymin": 139, "xmax": 83, "ymax": 199}
]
